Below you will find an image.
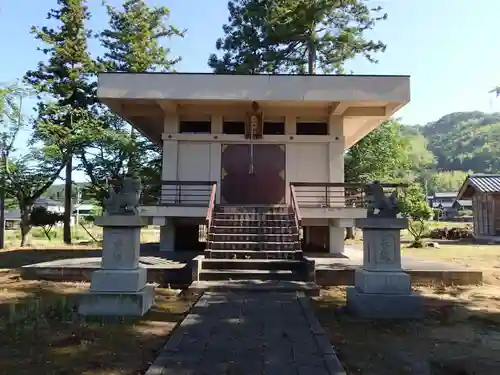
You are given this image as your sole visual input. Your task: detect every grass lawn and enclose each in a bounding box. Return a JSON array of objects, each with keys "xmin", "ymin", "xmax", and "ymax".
[
  {"xmin": 403, "ymin": 244, "xmax": 500, "ymax": 285},
  {"xmin": 2, "ymin": 226, "xmax": 160, "ymax": 249},
  {"xmin": 0, "ymin": 269, "xmax": 199, "ymax": 375}
]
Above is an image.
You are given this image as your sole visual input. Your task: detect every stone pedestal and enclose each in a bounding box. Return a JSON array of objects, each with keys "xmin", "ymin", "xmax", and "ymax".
[
  {"xmin": 346, "ymin": 218, "xmax": 423, "ymax": 319},
  {"xmin": 78, "ymin": 215, "xmax": 155, "ymax": 316}
]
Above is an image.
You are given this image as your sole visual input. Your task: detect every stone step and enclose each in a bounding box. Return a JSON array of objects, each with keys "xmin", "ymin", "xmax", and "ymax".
[
  {"xmin": 216, "ymin": 205, "xmax": 290, "ymax": 214},
  {"xmin": 201, "ymin": 258, "xmax": 304, "ymax": 271},
  {"xmin": 211, "ymin": 226, "xmax": 297, "ymax": 235},
  {"xmin": 198, "ymin": 269, "xmax": 301, "ymax": 281},
  {"xmin": 208, "ymin": 233, "xmax": 299, "ymax": 242},
  {"xmin": 212, "ymin": 219, "xmax": 295, "ymax": 227},
  {"xmin": 188, "ymin": 280, "xmax": 320, "ymax": 297},
  {"xmin": 205, "ymin": 249, "xmax": 303, "ymax": 260},
  {"xmin": 214, "ymin": 213, "xmax": 294, "ymax": 221},
  {"xmin": 208, "ymin": 241, "xmax": 299, "ymax": 251}
]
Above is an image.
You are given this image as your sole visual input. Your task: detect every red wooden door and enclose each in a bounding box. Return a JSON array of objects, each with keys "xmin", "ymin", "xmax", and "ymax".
[{"xmin": 221, "ymin": 144, "xmax": 285, "ymax": 205}]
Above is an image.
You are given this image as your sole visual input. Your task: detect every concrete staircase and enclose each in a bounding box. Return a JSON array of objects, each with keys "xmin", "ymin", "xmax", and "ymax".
[{"xmin": 198, "ymin": 205, "xmax": 314, "ymax": 282}]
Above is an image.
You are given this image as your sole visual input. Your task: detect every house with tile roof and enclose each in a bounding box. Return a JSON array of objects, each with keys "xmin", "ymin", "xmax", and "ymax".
[{"xmin": 457, "ymin": 174, "xmax": 500, "ymax": 239}]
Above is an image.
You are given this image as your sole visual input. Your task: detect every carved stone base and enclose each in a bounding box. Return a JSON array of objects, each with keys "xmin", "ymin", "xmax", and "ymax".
[
  {"xmin": 78, "ymin": 285, "xmax": 155, "ymax": 317},
  {"xmin": 89, "ymin": 267, "xmax": 147, "ymax": 293},
  {"xmin": 354, "ymin": 269, "xmax": 411, "ymax": 294}
]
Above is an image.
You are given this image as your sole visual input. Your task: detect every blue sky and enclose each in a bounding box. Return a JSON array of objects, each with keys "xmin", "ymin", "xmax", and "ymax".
[{"xmin": 0, "ymin": 0, "xmax": 499, "ymax": 182}]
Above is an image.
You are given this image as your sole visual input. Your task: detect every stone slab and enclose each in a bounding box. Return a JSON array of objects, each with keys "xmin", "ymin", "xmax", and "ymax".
[
  {"xmin": 346, "ymin": 286, "xmax": 423, "ymax": 319},
  {"xmin": 356, "ymin": 217, "xmax": 408, "ymax": 229},
  {"xmin": 78, "ymin": 284, "xmax": 155, "ymax": 316},
  {"xmin": 101, "ymin": 226, "xmax": 141, "ymax": 269},
  {"xmin": 355, "ymin": 268, "xmax": 411, "ymax": 294},
  {"xmin": 89, "ymin": 267, "xmax": 147, "ymax": 292},
  {"xmin": 188, "ymin": 280, "xmax": 320, "ymax": 296},
  {"xmin": 95, "ymin": 215, "xmax": 149, "ymax": 227}
]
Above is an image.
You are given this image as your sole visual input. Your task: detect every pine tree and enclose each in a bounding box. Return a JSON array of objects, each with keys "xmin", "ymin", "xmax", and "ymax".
[
  {"xmin": 209, "ymin": 0, "xmax": 387, "ymax": 74},
  {"xmin": 25, "ymin": 0, "xmax": 96, "ymax": 244},
  {"xmin": 76, "ymin": 0, "xmax": 185, "ymax": 203},
  {"xmin": 100, "ymin": 0, "xmax": 185, "ymax": 73}
]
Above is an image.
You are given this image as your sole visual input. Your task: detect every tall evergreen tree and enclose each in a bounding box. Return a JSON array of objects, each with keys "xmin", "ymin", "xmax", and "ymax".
[
  {"xmin": 77, "ymin": 0, "xmax": 185, "ymax": 204},
  {"xmin": 25, "ymin": 0, "xmax": 95, "ymax": 244},
  {"xmin": 99, "ymin": 0, "xmax": 184, "ymax": 176},
  {"xmin": 100, "ymin": 0, "xmax": 184, "ymax": 73},
  {"xmin": 209, "ymin": 0, "xmax": 387, "ymax": 74}
]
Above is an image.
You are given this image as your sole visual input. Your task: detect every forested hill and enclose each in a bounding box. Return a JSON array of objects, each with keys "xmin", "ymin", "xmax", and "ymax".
[{"xmin": 405, "ymin": 111, "xmax": 500, "ymax": 173}]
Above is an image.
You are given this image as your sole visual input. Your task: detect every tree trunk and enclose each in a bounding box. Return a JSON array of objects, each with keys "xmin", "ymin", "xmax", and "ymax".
[
  {"xmin": 127, "ymin": 127, "xmax": 137, "ymax": 176},
  {"xmin": 345, "ymin": 226, "xmax": 355, "ymax": 240},
  {"xmin": 19, "ymin": 206, "xmax": 32, "ymax": 247},
  {"xmin": 0, "ymin": 163, "xmax": 4, "ymax": 250},
  {"xmin": 307, "ymin": 28, "xmax": 317, "ymax": 74},
  {"xmin": 63, "ymin": 158, "xmax": 72, "ymax": 244}
]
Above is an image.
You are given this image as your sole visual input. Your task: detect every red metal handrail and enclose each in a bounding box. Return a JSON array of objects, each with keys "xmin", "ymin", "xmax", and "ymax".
[
  {"xmin": 290, "ymin": 184, "xmax": 302, "ymax": 228},
  {"xmin": 205, "ymin": 183, "xmax": 217, "ymax": 229}
]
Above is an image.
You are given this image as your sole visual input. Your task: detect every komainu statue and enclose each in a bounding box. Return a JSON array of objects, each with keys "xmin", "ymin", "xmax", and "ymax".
[
  {"xmin": 104, "ymin": 177, "xmax": 142, "ymax": 215},
  {"xmin": 365, "ymin": 181, "xmax": 400, "ymax": 218}
]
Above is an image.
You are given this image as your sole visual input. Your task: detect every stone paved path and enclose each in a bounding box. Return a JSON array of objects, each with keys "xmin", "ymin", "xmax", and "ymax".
[{"xmin": 145, "ymin": 292, "xmax": 345, "ymax": 375}]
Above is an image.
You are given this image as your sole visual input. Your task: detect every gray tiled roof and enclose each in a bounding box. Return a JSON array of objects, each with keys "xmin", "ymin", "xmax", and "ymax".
[
  {"xmin": 434, "ymin": 192, "xmax": 457, "ymax": 198},
  {"xmin": 467, "ymin": 174, "xmax": 500, "ymax": 193},
  {"xmin": 5, "ymin": 210, "xmax": 21, "ymax": 220}
]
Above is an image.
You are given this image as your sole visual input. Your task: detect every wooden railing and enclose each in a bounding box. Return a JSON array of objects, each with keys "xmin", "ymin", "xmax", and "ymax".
[
  {"xmin": 290, "ymin": 182, "xmax": 408, "ymax": 208},
  {"xmin": 141, "ymin": 180, "xmax": 217, "ymax": 206},
  {"xmin": 206, "ymin": 183, "xmax": 217, "ymax": 229},
  {"xmin": 290, "ymin": 184, "xmax": 302, "ymax": 229}
]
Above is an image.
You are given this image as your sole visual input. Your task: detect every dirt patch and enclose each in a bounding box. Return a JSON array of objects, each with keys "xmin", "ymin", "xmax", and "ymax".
[
  {"xmin": 313, "ymin": 286, "xmax": 500, "ymax": 375},
  {"xmin": 0, "ymin": 270, "xmax": 198, "ymax": 375}
]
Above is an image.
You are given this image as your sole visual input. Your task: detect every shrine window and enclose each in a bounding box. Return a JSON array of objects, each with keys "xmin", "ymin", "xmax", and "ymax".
[
  {"xmin": 263, "ymin": 121, "xmax": 285, "ymax": 135},
  {"xmin": 179, "ymin": 121, "xmax": 211, "ymax": 133},
  {"xmin": 296, "ymin": 121, "xmax": 328, "ymax": 135},
  {"xmin": 222, "ymin": 121, "xmax": 246, "ymax": 135}
]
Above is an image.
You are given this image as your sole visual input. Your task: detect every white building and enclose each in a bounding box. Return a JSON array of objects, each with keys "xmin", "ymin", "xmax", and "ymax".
[{"xmin": 97, "ymin": 73, "xmax": 410, "ymax": 255}]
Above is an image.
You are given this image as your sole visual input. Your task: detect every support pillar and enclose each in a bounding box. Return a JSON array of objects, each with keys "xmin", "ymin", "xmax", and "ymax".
[
  {"xmin": 328, "ymin": 224, "xmax": 344, "ymax": 255},
  {"xmin": 159, "ymin": 220, "xmax": 175, "ymax": 252}
]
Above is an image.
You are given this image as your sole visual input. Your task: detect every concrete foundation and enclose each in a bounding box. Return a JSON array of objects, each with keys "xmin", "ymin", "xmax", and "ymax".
[
  {"xmin": 159, "ymin": 220, "xmax": 175, "ymax": 252},
  {"xmin": 328, "ymin": 226, "xmax": 345, "ymax": 254}
]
